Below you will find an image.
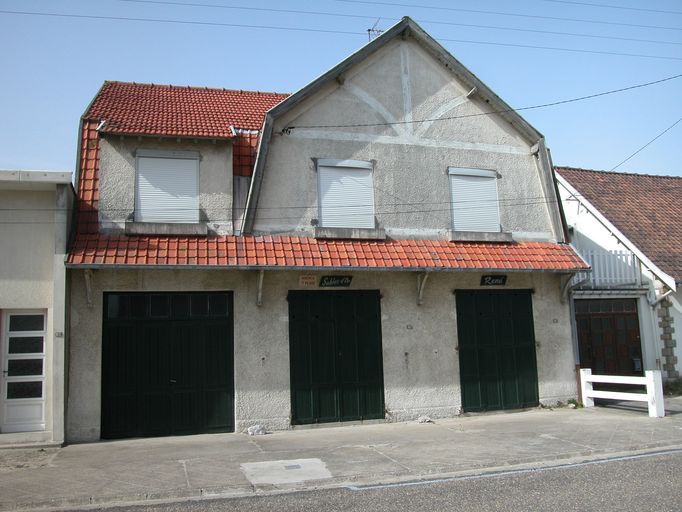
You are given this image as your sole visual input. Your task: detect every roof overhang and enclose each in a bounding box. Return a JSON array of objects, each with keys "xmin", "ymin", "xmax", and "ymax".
[{"xmin": 0, "ymin": 169, "xmax": 72, "ymax": 191}]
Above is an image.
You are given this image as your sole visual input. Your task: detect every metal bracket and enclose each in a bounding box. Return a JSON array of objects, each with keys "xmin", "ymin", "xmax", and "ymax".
[
  {"xmin": 84, "ymin": 269, "xmax": 94, "ymax": 309},
  {"xmin": 256, "ymin": 270, "xmax": 265, "ymax": 307},
  {"xmin": 417, "ymin": 272, "xmax": 430, "ymax": 306}
]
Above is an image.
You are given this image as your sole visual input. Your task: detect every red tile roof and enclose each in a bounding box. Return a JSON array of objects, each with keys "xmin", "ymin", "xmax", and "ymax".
[
  {"xmin": 557, "ymin": 167, "xmax": 682, "ymax": 283},
  {"xmin": 86, "ymin": 81, "xmax": 289, "ymax": 138},
  {"xmin": 67, "ymin": 234, "xmax": 587, "ymax": 271},
  {"xmin": 70, "ymin": 81, "xmax": 587, "ymax": 273}
]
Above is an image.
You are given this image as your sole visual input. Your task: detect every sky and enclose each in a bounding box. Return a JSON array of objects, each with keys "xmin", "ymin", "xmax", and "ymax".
[{"xmin": 0, "ymin": 0, "xmax": 680, "ymax": 176}]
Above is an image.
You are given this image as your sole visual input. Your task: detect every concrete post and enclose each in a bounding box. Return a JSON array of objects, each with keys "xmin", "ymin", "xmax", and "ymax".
[
  {"xmin": 579, "ymin": 368, "xmax": 594, "ymax": 408},
  {"xmin": 645, "ymin": 370, "xmax": 665, "ymax": 418}
]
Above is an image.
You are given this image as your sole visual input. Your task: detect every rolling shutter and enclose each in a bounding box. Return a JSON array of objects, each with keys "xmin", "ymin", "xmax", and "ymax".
[
  {"xmin": 136, "ymin": 154, "xmax": 199, "ymax": 223},
  {"xmin": 318, "ymin": 160, "xmax": 375, "ymax": 229},
  {"xmin": 449, "ymin": 168, "xmax": 500, "ymax": 232}
]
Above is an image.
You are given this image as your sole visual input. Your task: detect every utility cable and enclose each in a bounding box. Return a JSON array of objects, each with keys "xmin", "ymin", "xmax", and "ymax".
[
  {"xmin": 118, "ymin": 0, "xmax": 682, "ymax": 47},
  {"xmin": 285, "ymin": 73, "xmax": 682, "ymax": 131},
  {"xmin": 611, "ymin": 117, "xmax": 682, "ymax": 170},
  {"xmin": 330, "ymin": 0, "xmax": 682, "ymax": 32},
  {"xmin": 542, "ymin": 0, "xmax": 682, "ymax": 16},
  {"xmin": 1, "ymin": 10, "xmax": 681, "ymax": 61}
]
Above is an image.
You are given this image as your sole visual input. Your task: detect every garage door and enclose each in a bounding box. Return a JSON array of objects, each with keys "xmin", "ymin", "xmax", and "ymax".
[
  {"xmin": 456, "ymin": 290, "xmax": 539, "ymax": 412},
  {"xmin": 102, "ymin": 292, "xmax": 233, "ymax": 439},
  {"xmin": 575, "ymin": 299, "xmax": 643, "ymax": 376},
  {"xmin": 288, "ymin": 290, "xmax": 384, "ymax": 424}
]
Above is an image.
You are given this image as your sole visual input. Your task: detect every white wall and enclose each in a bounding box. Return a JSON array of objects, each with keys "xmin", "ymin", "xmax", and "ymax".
[
  {"xmin": 254, "ymin": 39, "xmax": 556, "ymax": 241},
  {"xmin": 0, "ymin": 185, "xmax": 71, "ymax": 444},
  {"xmin": 67, "ymin": 268, "xmax": 575, "ymax": 442},
  {"xmin": 98, "ymin": 138, "xmax": 233, "ymax": 233}
]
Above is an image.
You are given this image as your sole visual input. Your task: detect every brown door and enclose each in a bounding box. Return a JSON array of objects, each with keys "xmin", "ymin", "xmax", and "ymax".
[{"xmin": 575, "ymin": 299, "xmax": 643, "ymax": 375}]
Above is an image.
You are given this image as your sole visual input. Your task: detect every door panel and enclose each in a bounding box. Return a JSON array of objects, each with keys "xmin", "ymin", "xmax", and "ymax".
[
  {"xmin": 1, "ymin": 311, "xmax": 47, "ymax": 433},
  {"xmin": 575, "ymin": 299, "xmax": 642, "ymax": 376},
  {"xmin": 457, "ymin": 290, "xmax": 539, "ymax": 412},
  {"xmin": 102, "ymin": 292, "xmax": 233, "ymax": 439},
  {"xmin": 289, "ymin": 290, "xmax": 384, "ymax": 424}
]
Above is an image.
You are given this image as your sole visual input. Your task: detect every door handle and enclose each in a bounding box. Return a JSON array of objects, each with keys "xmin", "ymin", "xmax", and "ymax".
[{"xmin": 169, "ymin": 379, "xmax": 177, "ymax": 384}]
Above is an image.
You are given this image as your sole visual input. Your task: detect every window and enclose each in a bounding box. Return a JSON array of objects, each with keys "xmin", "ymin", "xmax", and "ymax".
[
  {"xmin": 317, "ymin": 159, "xmax": 375, "ymax": 229},
  {"xmin": 449, "ymin": 167, "xmax": 500, "ymax": 232},
  {"xmin": 135, "ymin": 150, "xmax": 200, "ymax": 223}
]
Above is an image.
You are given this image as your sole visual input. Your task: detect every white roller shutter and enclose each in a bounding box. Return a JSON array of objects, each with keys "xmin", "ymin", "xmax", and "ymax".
[
  {"xmin": 318, "ymin": 160, "xmax": 375, "ymax": 229},
  {"xmin": 136, "ymin": 155, "xmax": 199, "ymax": 223},
  {"xmin": 449, "ymin": 168, "xmax": 500, "ymax": 232}
]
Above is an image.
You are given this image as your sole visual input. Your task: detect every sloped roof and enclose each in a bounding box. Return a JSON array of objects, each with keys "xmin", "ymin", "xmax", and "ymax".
[
  {"xmin": 242, "ymin": 16, "xmax": 558, "ymax": 234},
  {"xmin": 67, "ymin": 233, "xmax": 586, "ymax": 271},
  {"xmin": 69, "ymin": 117, "xmax": 585, "ymax": 272},
  {"xmin": 86, "ymin": 81, "xmax": 289, "ymax": 138},
  {"xmin": 557, "ymin": 166, "xmax": 682, "ymax": 284}
]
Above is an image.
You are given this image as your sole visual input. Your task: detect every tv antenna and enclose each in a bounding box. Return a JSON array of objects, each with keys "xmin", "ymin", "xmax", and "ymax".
[{"xmin": 367, "ymin": 18, "xmax": 383, "ymax": 41}]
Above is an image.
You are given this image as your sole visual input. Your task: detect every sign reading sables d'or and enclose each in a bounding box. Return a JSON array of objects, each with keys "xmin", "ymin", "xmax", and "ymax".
[{"xmin": 319, "ymin": 276, "xmax": 353, "ymax": 287}]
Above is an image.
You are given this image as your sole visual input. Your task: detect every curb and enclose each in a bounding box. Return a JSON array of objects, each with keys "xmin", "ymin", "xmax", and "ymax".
[{"xmin": 2, "ymin": 443, "xmax": 682, "ymax": 512}]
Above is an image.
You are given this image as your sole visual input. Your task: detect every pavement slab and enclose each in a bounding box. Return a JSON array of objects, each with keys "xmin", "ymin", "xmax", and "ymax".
[{"xmin": 1, "ymin": 398, "xmax": 682, "ymax": 511}]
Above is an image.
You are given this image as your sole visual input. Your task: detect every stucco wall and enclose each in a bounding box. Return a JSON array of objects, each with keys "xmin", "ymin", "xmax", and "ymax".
[
  {"xmin": 253, "ymin": 38, "xmax": 555, "ymax": 241},
  {"xmin": 0, "ymin": 185, "xmax": 71, "ymax": 444},
  {"xmin": 67, "ymin": 268, "xmax": 575, "ymax": 442},
  {"xmin": 0, "ymin": 190, "xmax": 55, "ymax": 308},
  {"xmin": 98, "ymin": 137, "xmax": 233, "ymax": 233}
]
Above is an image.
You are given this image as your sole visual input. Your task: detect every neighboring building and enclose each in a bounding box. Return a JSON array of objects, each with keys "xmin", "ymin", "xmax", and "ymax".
[
  {"xmin": 556, "ymin": 167, "xmax": 681, "ymax": 380},
  {"xmin": 65, "ymin": 17, "xmax": 587, "ymax": 442},
  {"xmin": 0, "ymin": 169, "xmax": 74, "ymax": 446}
]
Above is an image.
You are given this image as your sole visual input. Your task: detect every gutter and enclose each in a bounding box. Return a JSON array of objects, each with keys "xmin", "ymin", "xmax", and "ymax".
[{"xmin": 65, "ymin": 263, "xmax": 586, "ymax": 273}]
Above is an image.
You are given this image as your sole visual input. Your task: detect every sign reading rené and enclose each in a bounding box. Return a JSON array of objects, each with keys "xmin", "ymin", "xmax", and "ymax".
[
  {"xmin": 319, "ymin": 276, "xmax": 353, "ymax": 287},
  {"xmin": 480, "ymin": 275, "xmax": 507, "ymax": 286}
]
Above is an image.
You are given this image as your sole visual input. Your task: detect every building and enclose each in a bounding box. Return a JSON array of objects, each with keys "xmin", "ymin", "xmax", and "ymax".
[
  {"xmin": 557, "ymin": 167, "xmax": 681, "ymax": 380},
  {"xmin": 65, "ymin": 18, "xmax": 587, "ymax": 442},
  {"xmin": 0, "ymin": 169, "xmax": 74, "ymax": 446}
]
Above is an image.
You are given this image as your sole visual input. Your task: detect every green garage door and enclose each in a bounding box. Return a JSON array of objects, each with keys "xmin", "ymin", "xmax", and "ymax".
[
  {"xmin": 288, "ymin": 290, "xmax": 384, "ymax": 424},
  {"xmin": 102, "ymin": 292, "xmax": 234, "ymax": 439},
  {"xmin": 456, "ymin": 290, "xmax": 539, "ymax": 412}
]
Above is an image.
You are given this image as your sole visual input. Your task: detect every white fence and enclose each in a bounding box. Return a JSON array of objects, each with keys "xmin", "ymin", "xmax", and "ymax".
[
  {"xmin": 579, "ymin": 369, "xmax": 665, "ymax": 418},
  {"xmin": 574, "ymin": 249, "xmax": 641, "ymax": 288}
]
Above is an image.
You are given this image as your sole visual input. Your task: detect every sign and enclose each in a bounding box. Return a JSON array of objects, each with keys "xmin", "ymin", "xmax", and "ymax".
[
  {"xmin": 319, "ymin": 276, "xmax": 353, "ymax": 287},
  {"xmin": 480, "ymin": 275, "xmax": 507, "ymax": 286},
  {"xmin": 299, "ymin": 274, "xmax": 316, "ymax": 288}
]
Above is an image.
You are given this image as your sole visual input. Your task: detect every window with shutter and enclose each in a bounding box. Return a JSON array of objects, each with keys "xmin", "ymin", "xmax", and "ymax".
[
  {"xmin": 135, "ymin": 150, "xmax": 200, "ymax": 223},
  {"xmin": 317, "ymin": 159, "xmax": 375, "ymax": 229},
  {"xmin": 449, "ymin": 167, "xmax": 500, "ymax": 232}
]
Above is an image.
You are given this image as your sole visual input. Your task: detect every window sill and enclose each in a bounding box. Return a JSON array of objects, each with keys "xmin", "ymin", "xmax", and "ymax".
[
  {"xmin": 448, "ymin": 230, "xmax": 513, "ymax": 243},
  {"xmin": 125, "ymin": 222, "xmax": 208, "ymax": 236},
  {"xmin": 314, "ymin": 226, "xmax": 386, "ymax": 240}
]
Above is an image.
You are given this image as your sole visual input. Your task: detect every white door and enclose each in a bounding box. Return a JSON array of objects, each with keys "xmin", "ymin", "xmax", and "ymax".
[{"xmin": 1, "ymin": 311, "xmax": 46, "ymax": 433}]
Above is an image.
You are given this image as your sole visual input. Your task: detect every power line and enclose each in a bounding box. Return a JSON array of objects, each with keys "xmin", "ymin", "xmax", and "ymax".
[
  {"xmin": 330, "ymin": 0, "xmax": 682, "ymax": 32},
  {"xmin": 543, "ymin": 0, "xmax": 682, "ymax": 16},
  {"xmin": 119, "ymin": 0, "xmax": 682, "ymax": 47},
  {"xmin": 611, "ymin": 117, "xmax": 682, "ymax": 171},
  {"xmin": 285, "ymin": 73, "xmax": 682, "ymax": 131},
  {"xmin": 436, "ymin": 37, "xmax": 682, "ymax": 60},
  {"xmin": 0, "ymin": 9, "xmax": 364, "ymax": 36},
  {"xmin": 2, "ymin": 9, "xmax": 681, "ymax": 61}
]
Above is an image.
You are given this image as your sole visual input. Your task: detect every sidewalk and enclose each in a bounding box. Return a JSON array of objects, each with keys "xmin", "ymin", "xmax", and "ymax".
[{"xmin": 2, "ymin": 398, "xmax": 682, "ymax": 511}]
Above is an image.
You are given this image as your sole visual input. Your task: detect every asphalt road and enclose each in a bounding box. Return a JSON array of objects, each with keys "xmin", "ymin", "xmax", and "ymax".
[{"xmin": 103, "ymin": 451, "xmax": 682, "ymax": 512}]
